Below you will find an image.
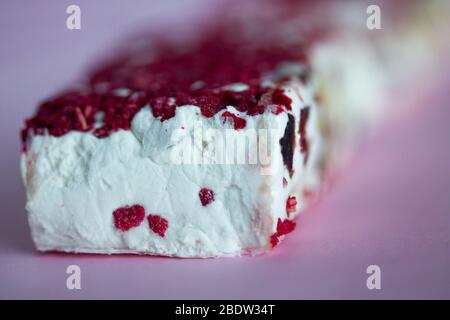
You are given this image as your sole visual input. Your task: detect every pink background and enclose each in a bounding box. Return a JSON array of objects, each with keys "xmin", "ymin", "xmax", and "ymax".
[{"xmin": 0, "ymin": 0, "xmax": 449, "ymax": 299}]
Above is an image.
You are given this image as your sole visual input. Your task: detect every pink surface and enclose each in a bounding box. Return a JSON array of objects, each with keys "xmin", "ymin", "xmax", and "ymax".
[{"xmin": 1, "ymin": 0, "xmax": 450, "ymax": 299}]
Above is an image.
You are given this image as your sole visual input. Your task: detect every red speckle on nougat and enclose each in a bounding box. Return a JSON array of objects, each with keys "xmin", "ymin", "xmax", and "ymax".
[
  {"xmin": 270, "ymin": 234, "xmax": 280, "ymax": 247},
  {"xmin": 199, "ymin": 188, "xmax": 215, "ymax": 206},
  {"xmin": 221, "ymin": 111, "xmax": 246, "ymax": 130},
  {"xmin": 277, "ymin": 217, "xmax": 296, "ymax": 236},
  {"xmin": 272, "ymin": 88, "xmax": 293, "ymax": 110},
  {"xmin": 271, "ymin": 105, "xmax": 285, "ymax": 115},
  {"xmin": 148, "ymin": 214, "xmax": 169, "ymax": 237},
  {"xmin": 270, "ymin": 218, "xmax": 297, "ymax": 247},
  {"xmin": 113, "ymin": 205, "xmax": 145, "ymax": 232}
]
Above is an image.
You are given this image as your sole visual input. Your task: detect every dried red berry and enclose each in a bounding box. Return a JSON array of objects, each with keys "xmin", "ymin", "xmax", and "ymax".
[
  {"xmin": 271, "ymin": 105, "xmax": 285, "ymax": 115},
  {"xmin": 113, "ymin": 205, "xmax": 145, "ymax": 232},
  {"xmin": 186, "ymin": 95, "xmax": 221, "ymax": 118},
  {"xmin": 221, "ymin": 111, "xmax": 246, "ymax": 130},
  {"xmin": 270, "ymin": 218, "xmax": 297, "ymax": 247},
  {"xmin": 276, "ymin": 218, "xmax": 296, "ymax": 236},
  {"xmin": 148, "ymin": 214, "xmax": 169, "ymax": 237},
  {"xmin": 150, "ymin": 97, "xmax": 176, "ymax": 121},
  {"xmin": 270, "ymin": 234, "xmax": 280, "ymax": 247},
  {"xmin": 93, "ymin": 126, "xmax": 109, "ymax": 138},
  {"xmin": 272, "ymin": 89, "xmax": 292, "ymax": 110},
  {"xmin": 199, "ymin": 188, "xmax": 215, "ymax": 206}
]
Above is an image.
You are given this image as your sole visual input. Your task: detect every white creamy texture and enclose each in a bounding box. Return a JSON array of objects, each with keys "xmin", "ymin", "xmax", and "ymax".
[{"xmin": 21, "ymin": 75, "xmax": 322, "ymax": 257}]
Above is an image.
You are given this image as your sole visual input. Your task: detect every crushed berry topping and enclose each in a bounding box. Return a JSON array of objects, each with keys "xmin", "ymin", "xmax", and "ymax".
[
  {"xmin": 270, "ymin": 218, "xmax": 297, "ymax": 247},
  {"xmin": 199, "ymin": 188, "xmax": 215, "ymax": 206},
  {"xmin": 18, "ymin": 0, "xmax": 337, "ymax": 153},
  {"xmin": 22, "ymin": 89, "xmax": 147, "ymax": 147},
  {"xmin": 149, "ymin": 97, "xmax": 176, "ymax": 121},
  {"xmin": 19, "ymin": 17, "xmax": 327, "ymax": 151},
  {"xmin": 147, "ymin": 214, "xmax": 169, "ymax": 237},
  {"xmin": 286, "ymin": 196, "xmax": 297, "ymax": 217},
  {"xmin": 221, "ymin": 111, "xmax": 246, "ymax": 130},
  {"xmin": 113, "ymin": 205, "xmax": 145, "ymax": 232},
  {"xmin": 299, "ymin": 106, "xmax": 310, "ymax": 164}
]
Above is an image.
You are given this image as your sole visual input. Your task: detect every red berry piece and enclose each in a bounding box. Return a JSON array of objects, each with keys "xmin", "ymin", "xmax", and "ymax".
[
  {"xmin": 148, "ymin": 214, "xmax": 169, "ymax": 237},
  {"xmin": 199, "ymin": 188, "xmax": 215, "ymax": 206},
  {"xmin": 270, "ymin": 218, "xmax": 297, "ymax": 247},
  {"xmin": 276, "ymin": 218, "xmax": 296, "ymax": 236},
  {"xmin": 221, "ymin": 111, "xmax": 246, "ymax": 130},
  {"xmin": 286, "ymin": 196, "xmax": 297, "ymax": 216},
  {"xmin": 113, "ymin": 205, "xmax": 145, "ymax": 232},
  {"xmin": 270, "ymin": 234, "xmax": 280, "ymax": 247},
  {"xmin": 271, "ymin": 105, "xmax": 285, "ymax": 115},
  {"xmin": 272, "ymin": 88, "xmax": 293, "ymax": 110}
]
